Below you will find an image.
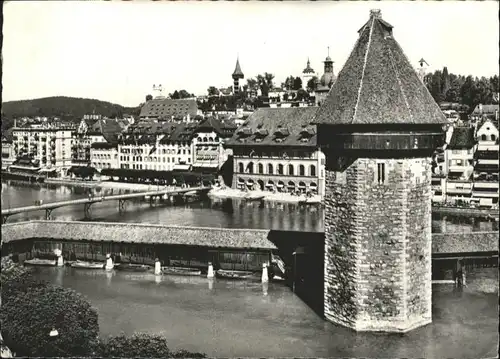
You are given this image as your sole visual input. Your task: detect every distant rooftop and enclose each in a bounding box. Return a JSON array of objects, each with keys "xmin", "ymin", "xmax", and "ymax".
[{"xmin": 140, "ymin": 98, "xmax": 198, "ymax": 119}]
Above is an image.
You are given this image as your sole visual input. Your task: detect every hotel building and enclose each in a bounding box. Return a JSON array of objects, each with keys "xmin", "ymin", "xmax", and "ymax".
[{"xmin": 224, "ymin": 107, "xmax": 325, "ymax": 196}]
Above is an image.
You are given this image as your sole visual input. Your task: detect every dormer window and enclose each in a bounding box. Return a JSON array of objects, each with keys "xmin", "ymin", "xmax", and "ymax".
[
  {"xmin": 299, "ymin": 127, "xmax": 315, "ymax": 142},
  {"xmin": 274, "ymin": 127, "xmax": 290, "ymax": 143}
]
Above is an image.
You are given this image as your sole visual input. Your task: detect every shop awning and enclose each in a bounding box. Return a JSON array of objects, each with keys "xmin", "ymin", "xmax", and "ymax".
[{"xmin": 172, "ymin": 164, "xmax": 191, "ymax": 171}]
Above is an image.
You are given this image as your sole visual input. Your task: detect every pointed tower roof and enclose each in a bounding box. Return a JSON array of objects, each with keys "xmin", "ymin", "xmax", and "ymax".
[
  {"xmin": 232, "ymin": 58, "xmax": 244, "ymax": 79},
  {"xmin": 303, "ymin": 58, "xmax": 315, "ymax": 74},
  {"xmin": 314, "ymin": 10, "xmax": 446, "ymax": 126}
]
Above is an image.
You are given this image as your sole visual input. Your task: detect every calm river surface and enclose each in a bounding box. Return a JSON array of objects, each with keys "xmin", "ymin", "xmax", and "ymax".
[
  {"xmin": 2, "ymin": 181, "xmax": 499, "ymax": 357},
  {"xmin": 31, "ymin": 266, "xmax": 498, "ymax": 358},
  {"xmin": 1, "ymin": 181, "xmax": 498, "ymax": 233}
]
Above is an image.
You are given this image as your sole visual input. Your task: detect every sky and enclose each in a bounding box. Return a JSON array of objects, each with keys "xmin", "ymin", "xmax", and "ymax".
[{"xmin": 3, "ymin": 1, "xmax": 499, "ymax": 107}]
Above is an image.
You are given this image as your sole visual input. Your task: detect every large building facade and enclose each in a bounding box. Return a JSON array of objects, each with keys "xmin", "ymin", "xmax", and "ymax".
[
  {"xmin": 314, "ymin": 10, "xmax": 446, "ymax": 332},
  {"xmin": 225, "ymin": 107, "xmax": 326, "ymax": 196},
  {"xmin": 12, "ymin": 125, "xmax": 73, "ymax": 175}
]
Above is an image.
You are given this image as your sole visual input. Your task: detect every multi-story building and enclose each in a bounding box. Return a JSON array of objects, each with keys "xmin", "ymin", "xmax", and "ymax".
[
  {"xmin": 472, "ymin": 118, "xmax": 499, "ymax": 207},
  {"xmin": 90, "ymin": 142, "xmax": 119, "ymax": 171},
  {"xmin": 443, "ymin": 126, "xmax": 476, "ymax": 203},
  {"xmin": 117, "ymin": 122, "xmax": 197, "ymax": 172},
  {"xmin": 192, "ymin": 117, "xmax": 237, "ymax": 173},
  {"xmin": 1, "ymin": 129, "xmax": 16, "ymax": 170},
  {"xmin": 139, "ymin": 98, "xmax": 202, "ymax": 122},
  {"xmin": 225, "ymin": 107, "xmax": 326, "ymax": 196},
  {"xmin": 12, "ymin": 124, "xmax": 73, "ymax": 175},
  {"xmin": 72, "ymin": 117, "xmax": 125, "ymax": 166}
]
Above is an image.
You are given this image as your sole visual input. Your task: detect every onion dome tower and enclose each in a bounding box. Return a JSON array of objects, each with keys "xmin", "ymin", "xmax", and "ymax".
[
  {"xmin": 313, "ymin": 9, "xmax": 447, "ymax": 333},
  {"xmin": 232, "ymin": 57, "xmax": 245, "ymax": 96}
]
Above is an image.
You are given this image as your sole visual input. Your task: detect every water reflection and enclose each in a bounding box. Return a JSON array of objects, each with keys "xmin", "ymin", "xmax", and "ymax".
[{"xmin": 1, "ymin": 181, "xmax": 498, "ymax": 233}]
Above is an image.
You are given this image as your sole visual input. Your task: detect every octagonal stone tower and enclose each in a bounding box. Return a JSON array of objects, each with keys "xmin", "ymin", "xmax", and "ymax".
[{"xmin": 313, "ymin": 10, "xmax": 447, "ymax": 332}]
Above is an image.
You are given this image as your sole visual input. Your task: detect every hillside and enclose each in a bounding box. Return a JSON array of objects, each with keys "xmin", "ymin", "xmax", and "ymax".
[{"xmin": 1, "ymin": 96, "xmax": 141, "ymax": 120}]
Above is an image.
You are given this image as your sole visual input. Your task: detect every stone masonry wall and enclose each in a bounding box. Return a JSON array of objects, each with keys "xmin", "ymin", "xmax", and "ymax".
[
  {"xmin": 404, "ymin": 158, "xmax": 432, "ymax": 326},
  {"xmin": 324, "ymin": 157, "xmax": 433, "ymax": 332}
]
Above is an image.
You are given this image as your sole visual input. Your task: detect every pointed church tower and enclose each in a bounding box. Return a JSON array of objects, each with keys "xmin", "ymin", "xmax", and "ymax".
[
  {"xmin": 314, "ymin": 9, "xmax": 446, "ymax": 333},
  {"xmin": 232, "ymin": 57, "xmax": 245, "ymax": 96}
]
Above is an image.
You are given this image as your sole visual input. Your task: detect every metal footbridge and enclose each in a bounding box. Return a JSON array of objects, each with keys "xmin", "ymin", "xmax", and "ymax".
[{"xmin": 1, "ymin": 186, "xmax": 211, "ymax": 224}]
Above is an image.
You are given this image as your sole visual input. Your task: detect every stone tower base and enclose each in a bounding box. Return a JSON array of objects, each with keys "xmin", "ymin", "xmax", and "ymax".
[{"xmin": 323, "ymin": 157, "xmax": 433, "ymax": 333}]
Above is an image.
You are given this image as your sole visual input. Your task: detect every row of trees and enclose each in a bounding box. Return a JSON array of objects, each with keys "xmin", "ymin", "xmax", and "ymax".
[
  {"xmin": 0, "ymin": 256, "xmax": 206, "ymax": 358},
  {"xmin": 424, "ymin": 68, "xmax": 499, "ymax": 109},
  {"xmin": 101, "ymin": 168, "xmax": 215, "ymax": 185}
]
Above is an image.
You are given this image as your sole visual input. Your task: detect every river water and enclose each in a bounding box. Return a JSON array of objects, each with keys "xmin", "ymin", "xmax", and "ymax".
[
  {"xmin": 1, "ymin": 181, "xmax": 498, "ymax": 233},
  {"xmin": 2, "ymin": 181, "xmax": 499, "ymax": 357}
]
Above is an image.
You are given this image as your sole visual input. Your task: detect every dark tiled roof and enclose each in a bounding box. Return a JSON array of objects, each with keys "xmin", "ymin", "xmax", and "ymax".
[
  {"xmin": 448, "ymin": 126, "xmax": 476, "ymax": 149},
  {"xmin": 140, "ymin": 99, "xmax": 198, "ymax": 119},
  {"xmin": 2, "ymin": 128, "xmax": 14, "ymax": 143},
  {"xmin": 90, "ymin": 142, "xmax": 117, "ymax": 150},
  {"xmin": 88, "ymin": 119, "xmax": 124, "ymax": 136},
  {"xmin": 314, "ymin": 11, "xmax": 447, "ymax": 126},
  {"xmin": 302, "ymin": 59, "xmax": 315, "ymax": 74},
  {"xmin": 1, "ymin": 221, "xmax": 276, "ymax": 250},
  {"xmin": 472, "ymin": 104, "xmax": 499, "ymax": 115},
  {"xmin": 225, "ymin": 107, "xmax": 319, "ymax": 148},
  {"xmin": 232, "ymin": 58, "xmax": 244, "ymax": 78},
  {"xmin": 195, "ymin": 117, "xmax": 237, "ymax": 138}
]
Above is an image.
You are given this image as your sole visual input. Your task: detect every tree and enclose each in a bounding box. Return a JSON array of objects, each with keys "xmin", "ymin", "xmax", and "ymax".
[
  {"xmin": 293, "ymin": 77, "xmax": 303, "ymax": 91},
  {"xmin": 146, "ymin": 94, "xmax": 153, "ymax": 102},
  {"xmin": 441, "ymin": 67, "xmax": 450, "ymax": 99},
  {"xmin": 1, "ymin": 258, "xmax": 100, "ymax": 358},
  {"xmin": 171, "ymin": 90, "xmax": 180, "ymax": 99},
  {"xmin": 296, "ymin": 89, "xmax": 310, "ymax": 102},
  {"xmin": 207, "ymin": 86, "xmax": 220, "ymax": 97},
  {"xmin": 307, "ymin": 76, "xmax": 319, "ymax": 92},
  {"xmin": 246, "ymin": 78, "xmax": 258, "ymax": 92},
  {"xmin": 98, "ymin": 334, "xmax": 206, "ymax": 358},
  {"xmin": 284, "ymin": 76, "xmax": 295, "ymax": 91}
]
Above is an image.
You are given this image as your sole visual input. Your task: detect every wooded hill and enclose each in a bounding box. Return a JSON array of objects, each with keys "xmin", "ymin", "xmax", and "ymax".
[{"xmin": 2, "ymin": 96, "xmax": 140, "ymax": 120}]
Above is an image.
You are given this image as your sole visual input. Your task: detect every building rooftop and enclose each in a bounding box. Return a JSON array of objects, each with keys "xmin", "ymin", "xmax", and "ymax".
[
  {"xmin": 139, "ymin": 98, "xmax": 199, "ymax": 119},
  {"xmin": 225, "ymin": 107, "xmax": 319, "ymax": 148},
  {"xmin": 448, "ymin": 126, "xmax": 476, "ymax": 149},
  {"xmin": 2, "ymin": 128, "xmax": 14, "ymax": 143},
  {"xmin": 232, "ymin": 58, "xmax": 244, "ymax": 79},
  {"xmin": 471, "ymin": 104, "xmax": 499, "ymax": 116},
  {"xmin": 1, "ymin": 221, "xmax": 276, "ymax": 250},
  {"xmin": 314, "ymin": 10, "xmax": 447, "ymax": 126}
]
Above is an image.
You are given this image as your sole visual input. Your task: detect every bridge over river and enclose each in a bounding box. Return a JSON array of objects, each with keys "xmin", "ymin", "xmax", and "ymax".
[{"xmin": 1, "ymin": 186, "xmax": 212, "ymax": 223}]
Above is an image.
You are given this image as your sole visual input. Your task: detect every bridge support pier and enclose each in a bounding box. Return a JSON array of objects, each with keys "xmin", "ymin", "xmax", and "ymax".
[
  {"xmin": 2, "ymin": 215, "xmax": 8, "ymax": 224},
  {"xmin": 149, "ymin": 196, "xmax": 155, "ymax": 207},
  {"xmin": 45, "ymin": 209, "xmax": 53, "ymax": 220},
  {"xmin": 118, "ymin": 199, "xmax": 127, "ymax": 214},
  {"xmin": 84, "ymin": 203, "xmax": 93, "ymax": 220}
]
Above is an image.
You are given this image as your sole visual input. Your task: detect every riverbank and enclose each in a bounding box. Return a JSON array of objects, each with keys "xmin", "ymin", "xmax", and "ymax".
[{"xmin": 208, "ymin": 187, "xmax": 322, "ymax": 204}]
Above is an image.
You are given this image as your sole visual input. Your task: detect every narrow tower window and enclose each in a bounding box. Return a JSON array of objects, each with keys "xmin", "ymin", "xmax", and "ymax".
[{"xmin": 377, "ymin": 163, "xmax": 386, "ymax": 184}]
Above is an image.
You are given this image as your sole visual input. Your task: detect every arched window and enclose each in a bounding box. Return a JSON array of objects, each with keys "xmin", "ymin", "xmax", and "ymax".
[
  {"xmin": 309, "ymin": 164, "xmax": 316, "ymax": 177},
  {"xmin": 247, "ymin": 162, "xmax": 254, "ymax": 174},
  {"xmin": 299, "ymin": 165, "xmax": 305, "ymax": 176},
  {"xmin": 258, "ymin": 163, "xmax": 264, "ymax": 174},
  {"xmin": 491, "ymin": 134, "xmax": 496, "ymax": 141},
  {"xmin": 288, "ymin": 164, "xmax": 294, "ymax": 176},
  {"xmin": 238, "ymin": 162, "xmax": 244, "ymax": 173},
  {"xmin": 268, "ymin": 163, "xmax": 274, "ymax": 175},
  {"xmin": 481, "ymin": 134, "xmax": 487, "ymax": 141},
  {"xmin": 278, "ymin": 164, "xmax": 284, "ymax": 175}
]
